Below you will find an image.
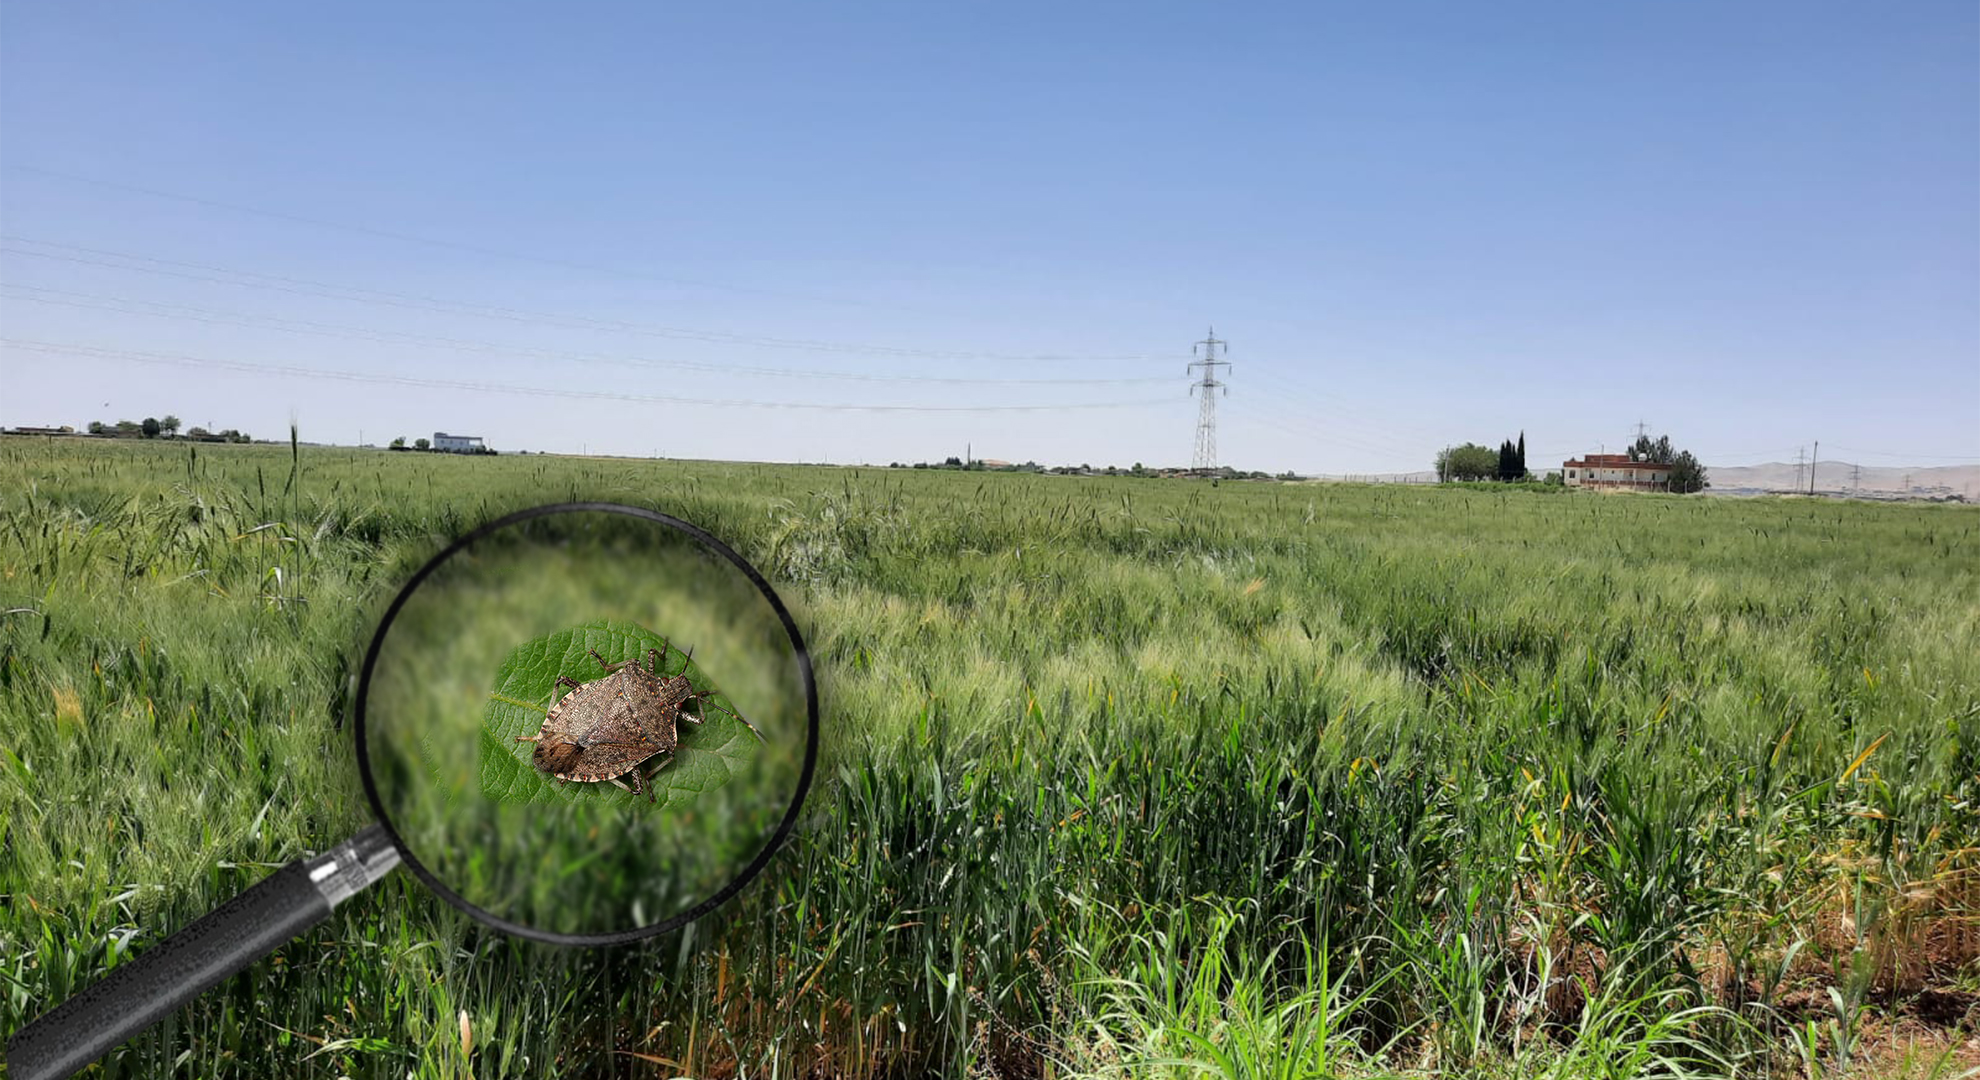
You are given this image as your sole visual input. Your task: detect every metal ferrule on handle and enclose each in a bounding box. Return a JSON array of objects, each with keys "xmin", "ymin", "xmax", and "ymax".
[{"xmin": 6, "ymin": 825, "xmax": 401, "ymax": 1080}]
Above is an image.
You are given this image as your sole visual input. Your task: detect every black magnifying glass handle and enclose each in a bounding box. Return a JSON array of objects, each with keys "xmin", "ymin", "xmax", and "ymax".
[{"xmin": 7, "ymin": 825, "xmax": 400, "ymax": 1080}]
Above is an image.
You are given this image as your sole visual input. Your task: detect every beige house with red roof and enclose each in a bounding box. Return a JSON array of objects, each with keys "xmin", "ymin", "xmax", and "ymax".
[{"xmin": 1563, "ymin": 453, "xmax": 1673, "ymax": 490}]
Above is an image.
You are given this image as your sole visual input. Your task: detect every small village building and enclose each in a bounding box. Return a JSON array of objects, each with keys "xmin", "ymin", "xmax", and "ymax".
[
  {"xmin": 433, "ymin": 432, "xmax": 486, "ymax": 453},
  {"xmin": 1562, "ymin": 453, "xmax": 1672, "ymax": 490}
]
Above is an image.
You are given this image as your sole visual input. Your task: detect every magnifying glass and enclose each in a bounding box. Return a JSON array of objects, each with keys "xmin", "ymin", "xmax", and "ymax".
[{"xmin": 7, "ymin": 503, "xmax": 819, "ymax": 1079}]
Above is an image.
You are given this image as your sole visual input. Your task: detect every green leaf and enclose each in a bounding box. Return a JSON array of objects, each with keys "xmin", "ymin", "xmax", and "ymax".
[{"xmin": 478, "ymin": 618, "xmax": 760, "ymax": 809}]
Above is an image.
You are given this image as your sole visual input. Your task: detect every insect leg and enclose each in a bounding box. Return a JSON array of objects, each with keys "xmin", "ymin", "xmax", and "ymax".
[
  {"xmin": 556, "ymin": 675, "xmax": 581, "ymax": 690},
  {"xmin": 608, "ymin": 763, "xmax": 652, "ymax": 801},
  {"xmin": 515, "ymin": 733, "xmax": 542, "ymax": 742},
  {"xmin": 590, "ymin": 649, "xmax": 645, "ymax": 673},
  {"xmin": 646, "ymin": 647, "xmax": 662, "ymax": 675}
]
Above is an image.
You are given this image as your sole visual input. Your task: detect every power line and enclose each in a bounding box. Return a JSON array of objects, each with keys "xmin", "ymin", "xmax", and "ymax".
[
  {"xmin": 1, "ymin": 242, "xmax": 1534, "ymax": 467},
  {"xmin": 0, "ymin": 338, "xmax": 1179, "ymax": 414},
  {"xmin": 1234, "ymin": 406, "xmax": 1426, "ymax": 464},
  {"xmin": 1225, "ymin": 394, "xmax": 1434, "ymax": 461},
  {"xmin": 4, "ymin": 164, "xmax": 961, "ymax": 316},
  {"xmin": 1825, "ymin": 443, "xmax": 1980, "ymax": 461},
  {"xmin": 1686, "ymin": 446, "xmax": 1806, "ymax": 461},
  {"xmin": 0, "ymin": 284, "xmax": 1176, "ymax": 387},
  {"xmin": 1242, "ymin": 368, "xmax": 1453, "ymax": 449},
  {"xmin": 0, "ymin": 236, "xmax": 1180, "ymax": 364},
  {"xmin": 1231, "ymin": 384, "xmax": 1584, "ymax": 471}
]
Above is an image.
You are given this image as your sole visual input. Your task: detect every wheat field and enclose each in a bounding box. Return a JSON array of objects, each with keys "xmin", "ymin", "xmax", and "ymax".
[{"xmin": 2, "ymin": 438, "xmax": 1976, "ymax": 1078}]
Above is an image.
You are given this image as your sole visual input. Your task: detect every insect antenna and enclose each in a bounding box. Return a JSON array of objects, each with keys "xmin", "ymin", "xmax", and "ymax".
[{"xmin": 686, "ymin": 692, "xmax": 765, "ymax": 744}]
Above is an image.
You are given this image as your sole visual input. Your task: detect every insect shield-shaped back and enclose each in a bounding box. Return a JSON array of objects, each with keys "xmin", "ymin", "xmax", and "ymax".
[{"xmin": 502, "ymin": 633, "xmax": 763, "ymax": 805}]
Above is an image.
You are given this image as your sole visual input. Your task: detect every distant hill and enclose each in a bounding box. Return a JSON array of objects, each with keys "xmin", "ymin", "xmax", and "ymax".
[{"xmin": 1704, "ymin": 462, "xmax": 1977, "ymax": 500}]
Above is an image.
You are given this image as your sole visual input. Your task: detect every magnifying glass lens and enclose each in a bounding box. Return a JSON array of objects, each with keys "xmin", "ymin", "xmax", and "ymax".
[{"xmin": 362, "ymin": 508, "xmax": 805, "ymax": 939}]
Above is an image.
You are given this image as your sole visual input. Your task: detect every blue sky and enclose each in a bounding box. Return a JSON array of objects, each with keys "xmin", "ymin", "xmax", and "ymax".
[{"xmin": 3, "ymin": 1, "xmax": 1974, "ymax": 473}]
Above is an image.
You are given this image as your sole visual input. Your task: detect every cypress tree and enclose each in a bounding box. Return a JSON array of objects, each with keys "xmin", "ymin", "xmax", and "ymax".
[{"xmin": 1517, "ymin": 431, "xmax": 1526, "ymax": 478}]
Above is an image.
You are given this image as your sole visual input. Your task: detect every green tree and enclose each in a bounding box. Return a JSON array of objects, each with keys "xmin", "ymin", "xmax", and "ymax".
[
  {"xmin": 87, "ymin": 421, "xmax": 106, "ymax": 434},
  {"xmin": 414, "ymin": 437, "xmax": 431, "ymax": 451},
  {"xmin": 1630, "ymin": 434, "xmax": 1675, "ymax": 464},
  {"xmin": 1629, "ymin": 431, "xmax": 1705, "ymax": 493},
  {"xmin": 1516, "ymin": 431, "xmax": 1527, "ymax": 476},
  {"xmin": 390, "ymin": 436, "xmax": 407, "ymax": 449},
  {"xmin": 160, "ymin": 415, "xmax": 181, "ymax": 436},
  {"xmin": 141, "ymin": 417, "xmax": 161, "ymax": 438},
  {"xmin": 1436, "ymin": 443, "xmax": 1498, "ymax": 482},
  {"xmin": 1668, "ymin": 451, "xmax": 1708, "ymax": 494}
]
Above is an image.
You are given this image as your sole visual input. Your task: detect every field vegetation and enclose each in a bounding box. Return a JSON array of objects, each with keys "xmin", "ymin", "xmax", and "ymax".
[{"xmin": 2, "ymin": 439, "xmax": 1976, "ymax": 1077}]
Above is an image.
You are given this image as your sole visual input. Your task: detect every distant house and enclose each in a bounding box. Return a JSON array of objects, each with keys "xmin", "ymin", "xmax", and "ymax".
[
  {"xmin": 433, "ymin": 432, "xmax": 486, "ymax": 453},
  {"xmin": 1563, "ymin": 453, "xmax": 1673, "ymax": 490},
  {"xmin": 2, "ymin": 426, "xmax": 74, "ymax": 436}
]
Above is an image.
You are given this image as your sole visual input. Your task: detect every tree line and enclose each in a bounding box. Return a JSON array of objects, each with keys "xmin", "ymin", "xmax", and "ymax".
[
  {"xmin": 84, "ymin": 417, "xmax": 251, "ymax": 442},
  {"xmin": 1436, "ymin": 432, "xmax": 1530, "ymax": 483}
]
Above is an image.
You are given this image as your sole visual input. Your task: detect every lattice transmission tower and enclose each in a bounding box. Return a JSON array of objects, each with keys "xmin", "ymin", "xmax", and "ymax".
[{"xmin": 1188, "ymin": 329, "xmax": 1230, "ymax": 470}]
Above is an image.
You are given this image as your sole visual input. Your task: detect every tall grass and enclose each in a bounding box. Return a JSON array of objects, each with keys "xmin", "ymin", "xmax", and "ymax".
[{"xmin": 1, "ymin": 439, "xmax": 1975, "ymax": 1077}]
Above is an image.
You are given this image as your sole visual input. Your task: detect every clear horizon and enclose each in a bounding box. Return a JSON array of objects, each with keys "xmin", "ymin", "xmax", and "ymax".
[{"xmin": 4, "ymin": 2, "xmax": 1976, "ymax": 475}]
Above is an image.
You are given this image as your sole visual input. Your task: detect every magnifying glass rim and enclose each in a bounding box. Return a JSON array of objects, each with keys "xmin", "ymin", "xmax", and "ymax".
[{"xmin": 353, "ymin": 500, "xmax": 820, "ymax": 947}]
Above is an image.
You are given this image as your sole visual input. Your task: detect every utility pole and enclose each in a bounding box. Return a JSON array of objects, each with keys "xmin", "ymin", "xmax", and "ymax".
[
  {"xmin": 1794, "ymin": 446, "xmax": 1805, "ymax": 493},
  {"xmin": 1809, "ymin": 441, "xmax": 1818, "ymax": 496},
  {"xmin": 1851, "ymin": 462, "xmax": 1860, "ymax": 496},
  {"xmin": 1188, "ymin": 329, "xmax": 1230, "ymax": 471}
]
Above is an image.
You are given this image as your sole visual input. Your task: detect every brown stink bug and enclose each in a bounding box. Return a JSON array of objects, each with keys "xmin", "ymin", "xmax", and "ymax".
[{"xmin": 515, "ymin": 644, "xmax": 761, "ymax": 802}]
